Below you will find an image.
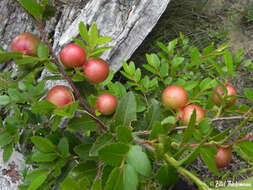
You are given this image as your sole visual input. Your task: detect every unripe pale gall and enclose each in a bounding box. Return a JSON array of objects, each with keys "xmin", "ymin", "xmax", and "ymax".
[
  {"xmin": 215, "ymin": 147, "xmax": 232, "ymax": 169},
  {"xmin": 181, "ymin": 105, "xmax": 205, "ymax": 125},
  {"xmin": 84, "ymin": 58, "xmax": 109, "ymax": 83},
  {"xmin": 46, "ymin": 86, "xmax": 74, "ymax": 109},
  {"xmin": 212, "ymin": 84, "xmax": 237, "ymax": 107},
  {"xmin": 11, "ymin": 33, "xmax": 40, "ymax": 57},
  {"xmin": 96, "ymin": 94, "xmax": 117, "ymax": 115},
  {"xmin": 162, "ymin": 85, "xmax": 188, "ymax": 110},
  {"xmin": 60, "ymin": 44, "xmax": 86, "ymax": 68}
]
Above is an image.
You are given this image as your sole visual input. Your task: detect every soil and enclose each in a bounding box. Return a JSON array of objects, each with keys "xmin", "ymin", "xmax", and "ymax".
[{"xmin": 127, "ymin": 0, "xmax": 253, "ymax": 189}]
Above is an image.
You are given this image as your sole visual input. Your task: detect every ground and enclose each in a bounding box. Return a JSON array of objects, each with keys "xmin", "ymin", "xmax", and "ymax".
[{"xmin": 128, "ymin": 0, "xmax": 253, "ymax": 189}]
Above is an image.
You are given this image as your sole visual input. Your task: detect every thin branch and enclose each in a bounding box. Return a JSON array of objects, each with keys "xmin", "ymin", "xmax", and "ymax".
[
  {"xmin": 133, "ymin": 137, "xmax": 154, "ymax": 152},
  {"xmin": 19, "ymin": 4, "xmax": 108, "ymax": 133}
]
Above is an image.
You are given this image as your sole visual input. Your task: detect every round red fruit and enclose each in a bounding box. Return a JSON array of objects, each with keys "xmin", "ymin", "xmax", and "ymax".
[
  {"xmin": 84, "ymin": 58, "xmax": 109, "ymax": 83},
  {"xmin": 215, "ymin": 147, "xmax": 232, "ymax": 169},
  {"xmin": 181, "ymin": 105, "xmax": 205, "ymax": 125},
  {"xmin": 162, "ymin": 85, "xmax": 187, "ymax": 110},
  {"xmin": 212, "ymin": 84, "xmax": 237, "ymax": 107},
  {"xmin": 60, "ymin": 44, "xmax": 86, "ymax": 68},
  {"xmin": 11, "ymin": 33, "xmax": 40, "ymax": 57},
  {"xmin": 96, "ymin": 94, "xmax": 117, "ymax": 115},
  {"xmin": 46, "ymin": 86, "xmax": 74, "ymax": 108}
]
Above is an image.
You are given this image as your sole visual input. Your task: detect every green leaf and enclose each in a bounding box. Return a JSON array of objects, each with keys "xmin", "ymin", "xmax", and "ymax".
[
  {"xmin": 0, "ymin": 131, "xmax": 12, "ymax": 147},
  {"xmin": 200, "ymin": 146, "xmax": 218, "ymax": 175},
  {"xmin": 73, "ymin": 161, "xmax": 97, "ymax": 180},
  {"xmin": 123, "ymin": 164, "xmax": 138, "ymax": 190},
  {"xmin": 17, "ymin": 0, "xmax": 43, "ymax": 20},
  {"xmin": 181, "ymin": 109, "xmax": 196, "ymax": 144},
  {"xmin": 161, "ymin": 116, "xmax": 175, "ymax": 125},
  {"xmin": 0, "ymin": 52, "xmax": 23, "ymax": 63},
  {"xmin": 104, "ymin": 167, "xmax": 124, "ymax": 190},
  {"xmin": 15, "ymin": 57, "xmax": 40, "ymax": 65},
  {"xmin": 144, "ymin": 99, "xmax": 161, "ymax": 129},
  {"xmin": 224, "ymin": 49, "xmax": 233, "ymax": 76},
  {"xmin": 60, "ymin": 177, "xmax": 81, "ymax": 190},
  {"xmin": 54, "ymin": 101, "xmax": 78, "ymax": 118},
  {"xmin": 114, "ymin": 92, "xmax": 137, "ymax": 127},
  {"xmin": 91, "ymin": 179, "xmax": 102, "ymax": 190},
  {"xmin": 97, "ymin": 36, "xmax": 113, "ymax": 45},
  {"xmin": 236, "ymin": 140, "xmax": 253, "ymax": 162},
  {"xmin": 167, "ymin": 38, "xmax": 178, "ymax": 56},
  {"xmin": 183, "ymin": 81, "xmax": 199, "ymax": 91},
  {"xmin": 79, "ymin": 22, "xmax": 89, "ymax": 42},
  {"xmin": 3, "ymin": 143, "xmax": 13, "ymax": 163},
  {"xmin": 31, "ymin": 136, "xmax": 55, "ymax": 153},
  {"xmin": 68, "ymin": 114, "xmax": 98, "ymax": 132},
  {"xmin": 126, "ymin": 145, "xmax": 152, "ymax": 177},
  {"xmin": 0, "ymin": 95, "xmax": 10, "ymax": 105},
  {"xmin": 116, "ymin": 126, "xmax": 133, "ymax": 143},
  {"xmin": 244, "ymin": 88, "xmax": 253, "ymax": 103},
  {"xmin": 88, "ymin": 23, "xmax": 98, "ymax": 49},
  {"xmin": 27, "ymin": 173, "xmax": 48, "ymax": 190},
  {"xmin": 89, "ymin": 46, "xmax": 113, "ymax": 57},
  {"xmin": 57, "ymin": 137, "xmax": 69, "ymax": 158},
  {"xmin": 89, "ymin": 133, "xmax": 114, "ymax": 157},
  {"xmin": 31, "ymin": 100, "xmax": 57, "ymax": 115},
  {"xmin": 155, "ymin": 164, "xmax": 179, "ymax": 186},
  {"xmin": 37, "ymin": 42, "xmax": 49, "ymax": 58},
  {"xmin": 149, "ymin": 122, "xmax": 165, "ymax": 140},
  {"xmin": 32, "ymin": 152, "xmax": 58, "ymax": 162},
  {"xmin": 74, "ymin": 144, "xmax": 92, "ymax": 160},
  {"xmin": 26, "ymin": 169, "xmax": 49, "ymax": 181},
  {"xmin": 99, "ymin": 143, "xmax": 129, "ymax": 166},
  {"xmin": 51, "ymin": 115, "xmax": 62, "ymax": 131}
]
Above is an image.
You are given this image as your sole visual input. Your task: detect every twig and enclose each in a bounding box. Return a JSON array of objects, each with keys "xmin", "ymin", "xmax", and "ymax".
[
  {"xmin": 133, "ymin": 137, "xmax": 154, "ymax": 152},
  {"xmin": 19, "ymin": 4, "xmax": 108, "ymax": 133}
]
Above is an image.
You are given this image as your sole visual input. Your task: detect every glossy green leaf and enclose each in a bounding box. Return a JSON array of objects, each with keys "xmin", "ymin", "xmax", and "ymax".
[
  {"xmin": 114, "ymin": 92, "xmax": 137, "ymax": 127},
  {"xmin": 68, "ymin": 114, "xmax": 97, "ymax": 132},
  {"xmin": 89, "ymin": 133, "xmax": 114, "ymax": 156},
  {"xmin": 149, "ymin": 122, "xmax": 165, "ymax": 140},
  {"xmin": 3, "ymin": 143, "xmax": 13, "ymax": 163},
  {"xmin": 99, "ymin": 143, "xmax": 129, "ymax": 166},
  {"xmin": 54, "ymin": 101, "xmax": 78, "ymax": 118},
  {"xmin": 60, "ymin": 177, "xmax": 81, "ymax": 190},
  {"xmin": 0, "ymin": 131, "xmax": 12, "ymax": 147},
  {"xmin": 155, "ymin": 164, "xmax": 179, "ymax": 186},
  {"xmin": 104, "ymin": 167, "xmax": 124, "ymax": 190},
  {"xmin": 57, "ymin": 137, "xmax": 69, "ymax": 158},
  {"xmin": 97, "ymin": 36, "xmax": 112, "ymax": 45},
  {"xmin": 37, "ymin": 42, "xmax": 49, "ymax": 58},
  {"xmin": 91, "ymin": 179, "xmax": 102, "ymax": 190},
  {"xmin": 244, "ymin": 88, "xmax": 253, "ymax": 103},
  {"xmin": 74, "ymin": 144, "xmax": 92, "ymax": 160},
  {"xmin": 126, "ymin": 145, "xmax": 152, "ymax": 177},
  {"xmin": 144, "ymin": 99, "xmax": 161, "ymax": 129},
  {"xmin": 0, "ymin": 95, "xmax": 10, "ymax": 105},
  {"xmin": 88, "ymin": 23, "xmax": 98, "ymax": 49},
  {"xmin": 116, "ymin": 126, "xmax": 133, "ymax": 143},
  {"xmin": 79, "ymin": 22, "xmax": 89, "ymax": 42},
  {"xmin": 31, "ymin": 100, "xmax": 57, "ymax": 115},
  {"xmin": 17, "ymin": 0, "xmax": 43, "ymax": 20},
  {"xmin": 200, "ymin": 146, "xmax": 218, "ymax": 175},
  {"xmin": 181, "ymin": 109, "xmax": 196, "ymax": 144},
  {"xmin": 224, "ymin": 49, "xmax": 233, "ymax": 76},
  {"xmin": 27, "ymin": 173, "xmax": 48, "ymax": 190},
  {"xmin": 123, "ymin": 164, "xmax": 138, "ymax": 190},
  {"xmin": 32, "ymin": 152, "xmax": 58, "ymax": 162},
  {"xmin": 31, "ymin": 136, "xmax": 55, "ymax": 153},
  {"xmin": 0, "ymin": 52, "xmax": 22, "ymax": 63}
]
